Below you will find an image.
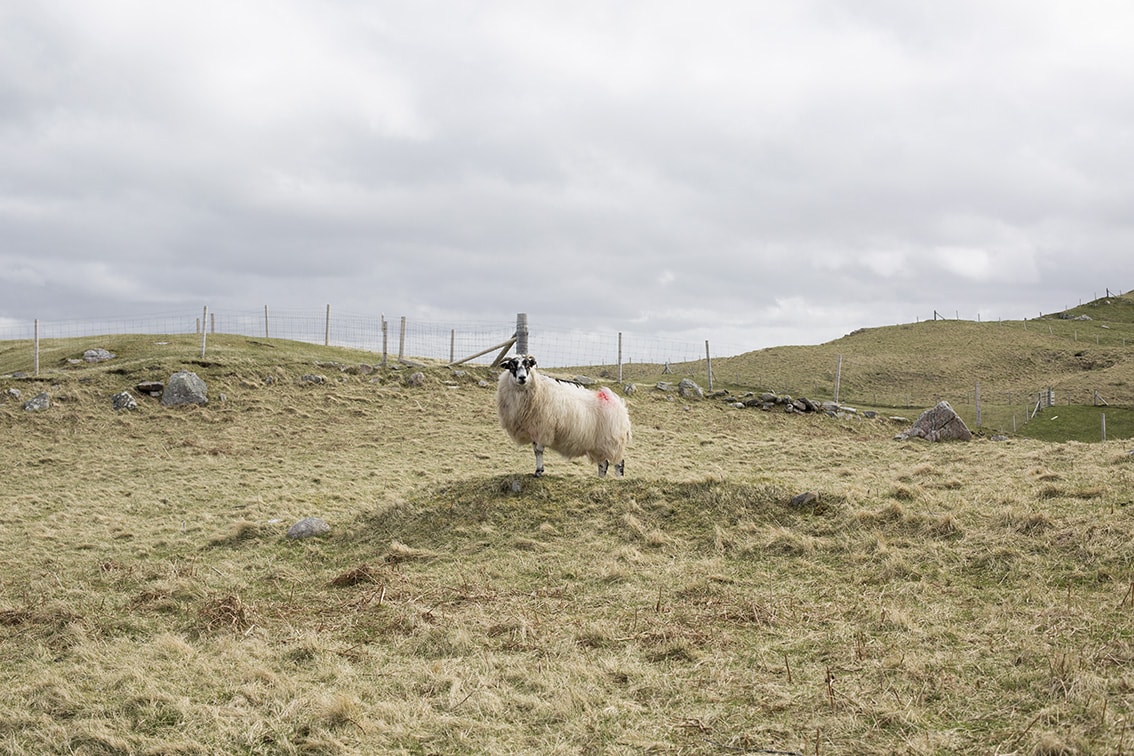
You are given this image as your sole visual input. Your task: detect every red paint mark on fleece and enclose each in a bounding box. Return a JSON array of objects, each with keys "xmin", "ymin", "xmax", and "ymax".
[{"xmin": 596, "ymin": 388, "xmax": 612, "ymax": 402}]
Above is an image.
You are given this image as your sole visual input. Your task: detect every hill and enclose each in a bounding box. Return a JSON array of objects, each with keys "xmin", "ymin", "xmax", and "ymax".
[
  {"xmin": 615, "ymin": 292, "xmax": 1134, "ymax": 440},
  {"xmin": 2, "ymin": 323, "xmax": 1134, "ymax": 753}
]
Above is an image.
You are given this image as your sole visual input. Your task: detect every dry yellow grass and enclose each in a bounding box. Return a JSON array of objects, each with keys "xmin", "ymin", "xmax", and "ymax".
[{"xmin": 1, "ymin": 334, "xmax": 1133, "ymax": 753}]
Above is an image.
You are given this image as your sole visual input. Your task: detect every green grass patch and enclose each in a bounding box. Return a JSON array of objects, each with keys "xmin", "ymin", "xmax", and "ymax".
[{"xmin": 1015, "ymin": 405, "xmax": 1134, "ymax": 442}]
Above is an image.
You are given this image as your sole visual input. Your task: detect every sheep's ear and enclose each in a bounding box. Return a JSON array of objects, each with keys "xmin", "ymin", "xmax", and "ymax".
[
  {"xmin": 501, "ymin": 358, "xmax": 516, "ymax": 370},
  {"xmin": 524, "ymin": 356, "xmax": 537, "ymax": 368}
]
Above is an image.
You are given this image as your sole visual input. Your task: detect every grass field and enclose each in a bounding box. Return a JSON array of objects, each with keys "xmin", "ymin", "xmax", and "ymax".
[{"xmin": 2, "ymin": 305, "xmax": 1134, "ymax": 754}]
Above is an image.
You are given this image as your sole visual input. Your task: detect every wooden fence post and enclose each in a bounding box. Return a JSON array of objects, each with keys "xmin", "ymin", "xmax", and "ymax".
[
  {"xmin": 515, "ymin": 313, "xmax": 529, "ymax": 355},
  {"xmin": 324, "ymin": 304, "xmax": 331, "ymax": 347},
  {"xmin": 264, "ymin": 305, "xmax": 269, "ymax": 338},
  {"xmin": 834, "ymin": 354, "xmax": 843, "ymax": 404},
  {"xmin": 450, "ymin": 329, "xmax": 455, "ymax": 364},
  {"xmin": 618, "ymin": 332, "xmax": 623, "ymax": 383},
  {"xmin": 398, "ymin": 316, "xmax": 406, "ymax": 362},
  {"xmin": 975, "ymin": 381, "xmax": 982, "ymax": 427},
  {"xmin": 199, "ymin": 305, "xmax": 208, "ymax": 358},
  {"xmin": 33, "ymin": 319, "xmax": 39, "ymax": 377},
  {"xmin": 705, "ymin": 341, "xmax": 713, "ymax": 391},
  {"xmin": 381, "ymin": 315, "xmax": 388, "ymax": 368}
]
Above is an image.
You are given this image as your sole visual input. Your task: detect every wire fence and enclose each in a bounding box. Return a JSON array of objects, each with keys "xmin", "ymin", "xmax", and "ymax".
[
  {"xmin": 0, "ymin": 306, "xmax": 738, "ymax": 372},
  {"xmin": 2, "ymin": 305, "xmax": 1129, "ymax": 435}
]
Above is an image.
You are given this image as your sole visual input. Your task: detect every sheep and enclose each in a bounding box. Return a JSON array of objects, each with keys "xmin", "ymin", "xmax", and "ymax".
[{"xmin": 496, "ymin": 354, "xmax": 631, "ymax": 478}]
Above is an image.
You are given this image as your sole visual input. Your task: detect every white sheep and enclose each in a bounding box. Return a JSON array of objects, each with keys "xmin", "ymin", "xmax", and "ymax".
[{"xmin": 496, "ymin": 355, "xmax": 631, "ymax": 478}]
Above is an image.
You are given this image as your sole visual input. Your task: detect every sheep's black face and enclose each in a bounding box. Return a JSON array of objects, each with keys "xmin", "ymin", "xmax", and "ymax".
[{"xmin": 502, "ymin": 355, "xmax": 537, "ymax": 386}]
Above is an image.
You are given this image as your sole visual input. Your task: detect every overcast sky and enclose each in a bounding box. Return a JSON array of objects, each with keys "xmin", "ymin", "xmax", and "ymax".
[{"xmin": 2, "ymin": 1, "xmax": 1132, "ymax": 353}]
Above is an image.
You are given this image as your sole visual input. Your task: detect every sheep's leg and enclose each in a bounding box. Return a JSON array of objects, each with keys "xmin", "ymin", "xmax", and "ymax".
[
  {"xmin": 532, "ymin": 443, "xmax": 545, "ymax": 477},
  {"xmin": 614, "ymin": 460, "xmax": 625, "ymax": 477},
  {"xmin": 597, "ymin": 460, "xmax": 609, "ymax": 477}
]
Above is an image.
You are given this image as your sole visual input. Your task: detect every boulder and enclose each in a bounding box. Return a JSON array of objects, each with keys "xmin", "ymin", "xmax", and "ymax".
[
  {"xmin": 161, "ymin": 371, "xmax": 208, "ymax": 407},
  {"xmin": 895, "ymin": 401, "xmax": 972, "ymax": 442},
  {"xmin": 678, "ymin": 378, "xmax": 705, "ymax": 400}
]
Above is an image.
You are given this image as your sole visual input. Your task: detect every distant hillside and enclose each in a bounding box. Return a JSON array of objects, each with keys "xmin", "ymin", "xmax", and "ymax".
[{"xmin": 676, "ymin": 293, "xmax": 1134, "ymax": 411}]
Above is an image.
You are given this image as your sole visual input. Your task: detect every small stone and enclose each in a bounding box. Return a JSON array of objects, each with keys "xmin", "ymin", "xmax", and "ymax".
[
  {"xmin": 112, "ymin": 391, "xmax": 138, "ymax": 411},
  {"xmin": 83, "ymin": 348, "xmax": 116, "ymax": 363},
  {"xmin": 790, "ymin": 491, "xmax": 819, "ymax": 508},
  {"xmin": 287, "ymin": 517, "xmax": 330, "ymax": 539},
  {"xmin": 136, "ymin": 381, "xmax": 164, "ymax": 396},
  {"xmin": 23, "ymin": 392, "xmax": 50, "ymax": 412}
]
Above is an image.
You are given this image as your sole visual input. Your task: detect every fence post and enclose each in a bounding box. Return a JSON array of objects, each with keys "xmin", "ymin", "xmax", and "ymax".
[
  {"xmin": 33, "ymin": 319, "xmax": 39, "ymax": 377},
  {"xmin": 515, "ymin": 313, "xmax": 529, "ymax": 355},
  {"xmin": 325, "ymin": 304, "xmax": 331, "ymax": 347},
  {"xmin": 834, "ymin": 354, "xmax": 842, "ymax": 404},
  {"xmin": 975, "ymin": 381, "xmax": 982, "ymax": 427},
  {"xmin": 381, "ymin": 315, "xmax": 388, "ymax": 368},
  {"xmin": 1102, "ymin": 413, "xmax": 1107, "ymax": 442},
  {"xmin": 450, "ymin": 329, "xmax": 455, "ymax": 364},
  {"xmin": 199, "ymin": 305, "xmax": 208, "ymax": 358},
  {"xmin": 398, "ymin": 316, "xmax": 406, "ymax": 362},
  {"xmin": 705, "ymin": 341, "xmax": 713, "ymax": 391},
  {"xmin": 618, "ymin": 332, "xmax": 623, "ymax": 383},
  {"xmin": 264, "ymin": 305, "xmax": 269, "ymax": 338}
]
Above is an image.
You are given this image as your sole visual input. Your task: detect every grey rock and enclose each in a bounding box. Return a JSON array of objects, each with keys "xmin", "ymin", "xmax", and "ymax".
[
  {"xmin": 112, "ymin": 391, "xmax": 138, "ymax": 411},
  {"xmin": 287, "ymin": 517, "xmax": 330, "ymax": 539},
  {"xmin": 136, "ymin": 381, "xmax": 164, "ymax": 396},
  {"xmin": 83, "ymin": 348, "xmax": 116, "ymax": 363},
  {"xmin": 300, "ymin": 374, "xmax": 326, "ymax": 384},
  {"xmin": 895, "ymin": 401, "xmax": 972, "ymax": 442},
  {"xmin": 161, "ymin": 371, "xmax": 208, "ymax": 407},
  {"xmin": 678, "ymin": 378, "xmax": 704, "ymax": 399},
  {"xmin": 790, "ymin": 491, "xmax": 819, "ymax": 508},
  {"xmin": 406, "ymin": 371, "xmax": 425, "ymax": 387},
  {"xmin": 23, "ymin": 392, "xmax": 51, "ymax": 411}
]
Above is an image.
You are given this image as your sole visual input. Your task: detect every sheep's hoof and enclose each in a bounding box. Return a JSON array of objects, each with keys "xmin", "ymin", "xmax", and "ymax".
[{"xmin": 533, "ymin": 468, "xmax": 544, "ymax": 478}]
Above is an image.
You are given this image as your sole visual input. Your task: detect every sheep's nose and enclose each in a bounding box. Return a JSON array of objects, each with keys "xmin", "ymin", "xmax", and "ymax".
[{"xmin": 516, "ymin": 375, "xmax": 526, "ymax": 384}]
